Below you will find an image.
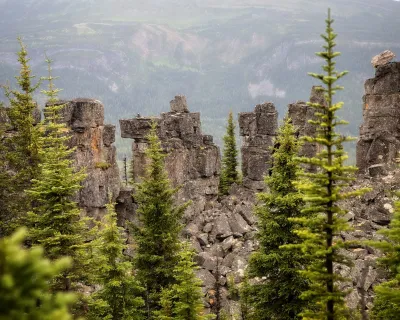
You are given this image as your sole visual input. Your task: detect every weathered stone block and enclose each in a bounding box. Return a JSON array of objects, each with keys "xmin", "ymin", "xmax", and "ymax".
[
  {"xmin": 203, "ymin": 135, "xmax": 214, "ymax": 145},
  {"xmin": 120, "ymin": 117, "xmax": 158, "ymax": 140},
  {"xmin": 195, "ymin": 146, "xmax": 221, "ymax": 178},
  {"xmin": 241, "ymin": 146, "xmax": 272, "ymax": 181},
  {"xmin": 103, "ymin": 124, "xmax": 116, "ymax": 146},
  {"xmin": 66, "ymin": 99, "xmax": 104, "ymax": 131},
  {"xmin": 365, "ymin": 62, "xmax": 400, "ymax": 95},
  {"xmin": 255, "ymin": 103, "xmax": 278, "ymax": 135},
  {"xmin": 170, "ymin": 95, "xmax": 189, "ymax": 113},
  {"xmin": 238, "ymin": 112, "xmax": 256, "ymax": 136},
  {"xmin": 371, "ymin": 50, "xmax": 395, "ymax": 68},
  {"xmin": 239, "ymin": 102, "xmax": 277, "ymax": 188}
]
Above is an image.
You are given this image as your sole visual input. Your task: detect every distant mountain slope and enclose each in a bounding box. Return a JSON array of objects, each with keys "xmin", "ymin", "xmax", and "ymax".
[{"xmin": 1, "ymin": 0, "xmax": 399, "ymax": 159}]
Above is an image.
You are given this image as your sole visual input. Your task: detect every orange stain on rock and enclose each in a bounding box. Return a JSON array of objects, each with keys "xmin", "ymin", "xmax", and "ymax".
[{"xmin": 91, "ymin": 128, "xmax": 101, "ymax": 162}]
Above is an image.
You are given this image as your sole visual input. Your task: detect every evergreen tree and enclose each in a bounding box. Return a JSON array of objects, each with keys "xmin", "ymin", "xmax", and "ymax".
[
  {"xmin": 370, "ymin": 194, "xmax": 400, "ymax": 319},
  {"xmin": 156, "ymin": 241, "xmax": 213, "ymax": 320},
  {"xmin": 247, "ymin": 117, "xmax": 308, "ymax": 320},
  {"xmin": 0, "ymin": 103, "xmax": 13, "ymax": 237},
  {"xmin": 26, "ymin": 58, "xmax": 89, "ymax": 292},
  {"xmin": 288, "ymin": 10, "xmax": 369, "ymax": 319},
  {"xmin": 0, "ymin": 228, "xmax": 75, "ymax": 320},
  {"xmin": 2, "ymin": 38, "xmax": 41, "ymax": 234},
  {"xmin": 227, "ymin": 274, "xmax": 253, "ymax": 320},
  {"xmin": 219, "ymin": 111, "xmax": 239, "ymax": 195},
  {"xmin": 133, "ymin": 121, "xmax": 189, "ymax": 317},
  {"xmin": 88, "ymin": 200, "xmax": 144, "ymax": 320}
]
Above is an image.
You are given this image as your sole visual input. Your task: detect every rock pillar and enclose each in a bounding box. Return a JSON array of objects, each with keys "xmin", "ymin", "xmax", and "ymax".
[
  {"xmin": 53, "ymin": 99, "xmax": 120, "ymax": 218},
  {"xmin": 357, "ymin": 62, "xmax": 400, "ymax": 176},
  {"xmin": 238, "ymin": 102, "xmax": 278, "ymax": 190},
  {"xmin": 120, "ymin": 95, "xmax": 221, "ymax": 220}
]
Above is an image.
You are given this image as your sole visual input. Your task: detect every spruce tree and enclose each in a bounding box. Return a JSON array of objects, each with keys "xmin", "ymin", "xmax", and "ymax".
[
  {"xmin": 288, "ymin": 10, "xmax": 369, "ymax": 319},
  {"xmin": 0, "ymin": 228, "xmax": 75, "ymax": 320},
  {"xmin": 26, "ymin": 58, "xmax": 89, "ymax": 292},
  {"xmin": 219, "ymin": 111, "xmax": 239, "ymax": 195},
  {"xmin": 247, "ymin": 117, "xmax": 308, "ymax": 320},
  {"xmin": 156, "ymin": 241, "xmax": 213, "ymax": 320},
  {"xmin": 2, "ymin": 38, "xmax": 41, "ymax": 234},
  {"xmin": 133, "ymin": 121, "xmax": 189, "ymax": 317},
  {"xmin": 88, "ymin": 200, "xmax": 144, "ymax": 320},
  {"xmin": 370, "ymin": 194, "xmax": 400, "ymax": 319},
  {"xmin": 0, "ymin": 103, "xmax": 13, "ymax": 236}
]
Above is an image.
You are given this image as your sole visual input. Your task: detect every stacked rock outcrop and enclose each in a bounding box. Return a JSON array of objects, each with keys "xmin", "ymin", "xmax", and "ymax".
[
  {"xmin": 357, "ymin": 62, "xmax": 400, "ymax": 176},
  {"xmin": 0, "ymin": 99, "xmax": 120, "ymax": 219},
  {"xmin": 54, "ymin": 99, "xmax": 120, "ymax": 218},
  {"xmin": 4, "ymin": 58, "xmax": 400, "ymax": 318},
  {"xmin": 288, "ymin": 86, "xmax": 323, "ymax": 160},
  {"xmin": 120, "ymin": 95, "xmax": 221, "ymax": 220},
  {"xmin": 238, "ymin": 102, "xmax": 278, "ymax": 190}
]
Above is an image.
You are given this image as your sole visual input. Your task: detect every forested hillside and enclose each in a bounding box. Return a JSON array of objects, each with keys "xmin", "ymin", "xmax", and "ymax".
[{"xmin": 1, "ymin": 0, "xmax": 400, "ymax": 157}]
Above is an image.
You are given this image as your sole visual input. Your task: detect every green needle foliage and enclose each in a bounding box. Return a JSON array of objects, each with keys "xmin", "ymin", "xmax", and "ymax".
[
  {"xmin": 156, "ymin": 241, "xmax": 213, "ymax": 320},
  {"xmin": 370, "ymin": 194, "xmax": 400, "ymax": 319},
  {"xmin": 133, "ymin": 121, "xmax": 189, "ymax": 318},
  {"xmin": 247, "ymin": 117, "xmax": 309, "ymax": 320},
  {"xmin": 287, "ymin": 10, "xmax": 370, "ymax": 320},
  {"xmin": 0, "ymin": 103, "xmax": 13, "ymax": 236},
  {"xmin": 88, "ymin": 200, "xmax": 144, "ymax": 320},
  {"xmin": 2, "ymin": 38, "xmax": 41, "ymax": 234},
  {"xmin": 26, "ymin": 58, "xmax": 89, "ymax": 292},
  {"xmin": 219, "ymin": 111, "xmax": 239, "ymax": 195},
  {"xmin": 0, "ymin": 228, "xmax": 75, "ymax": 320}
]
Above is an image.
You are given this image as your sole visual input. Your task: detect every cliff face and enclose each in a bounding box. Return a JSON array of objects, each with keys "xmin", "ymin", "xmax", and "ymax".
[
  {"xmin": 238, "ymin": 102, "xmax": 278, "ymax": 190},
  {"xmin": 50, "ymin": 99, "xmax": 120, "ymax": 218},
  {"xmin": 357, "ymin": 62, "xmax": 400, "ymax": 176},
  {"xmin": 120, "ymin": 95, "xmax": 220, "ymax": 221}
]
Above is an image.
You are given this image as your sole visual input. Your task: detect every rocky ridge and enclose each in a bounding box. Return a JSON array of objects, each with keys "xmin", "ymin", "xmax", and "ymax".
[
  {"xmin": 2, "ymin": 62, "xmax": 400, "ymax": 318},
  {"xmin": 114, "ymin": 61, "xmax": 400, "ymax": 317}
]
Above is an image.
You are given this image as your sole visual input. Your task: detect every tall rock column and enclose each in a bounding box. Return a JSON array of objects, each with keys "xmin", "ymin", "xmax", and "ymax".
[
  {"xmin": 238, "ymin": 102, "xmax": 278, "ymax": 190},
  {"xmin": 120, "ymin": 96, "xmax": 221, "ymax": 220},
  {"xmin": 288, "ymin": 86, "xmax": 323, "ymax": 165},
  {"xmin": 357, "ymin": 62, "xmax": 400, "ymax": 176},
  {"xmin": 0, "ymin": 99, "xmax": 120, "ymax": 218},
  {"xmin": 55, "ymin": 99, "xmax": 120, "ymax": 218}
]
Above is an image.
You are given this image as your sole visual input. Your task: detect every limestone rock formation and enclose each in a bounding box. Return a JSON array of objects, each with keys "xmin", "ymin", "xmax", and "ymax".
[
  {"xmin": 357, "ymin": 62, "xmax": 400, "ymax": 176},
  {"xmin": 52, "ymin": 99, "xmax": 120, "ymax": 218},
  {"xmin": 170, "ymin": 95, "xmax": 189, "ymax": 113},
  {"xmin": 238, "ymin": 102, "xmax": 278, "ymax": 190},
  {"xmin": 4, "ymin": 59, "xmax": 400, "ymax": 317},
  {"xmin": 288, "ymin": 86, "xmax": 323, "ymax": 160},
  {"xmin": 371, "ymin": 50, "xmax": 395, "ymax": 68},
  {"xmin": 120, "ymin": 96, "xmax": 221, "ymax": 220}
]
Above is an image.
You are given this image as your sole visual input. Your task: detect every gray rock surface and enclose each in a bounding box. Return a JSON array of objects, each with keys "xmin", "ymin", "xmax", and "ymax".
[
  {"xmin": 357, "ymin": 62, "xmax": 400, "ymax": 174},
  {"xmin": 170, "ymin": 95, "xmax": 189, "ymax": 113},
  {"xmin": 120, "ymin": 96, "xmax": 221, "ymax": 220},
  {"xmin": 50, "ymin": 99, "xmax": 120, "ymax": 218},
  {"xmin": 114, "ymin": 62, "xmax": 400, "ymax": 316},
  {"xmin": 238, "ymin": 102, "xmax": 277, "ymax": 189},
  {"xmin": 371, "ymin": 50, "xmax": 395, "ymax": 68}
]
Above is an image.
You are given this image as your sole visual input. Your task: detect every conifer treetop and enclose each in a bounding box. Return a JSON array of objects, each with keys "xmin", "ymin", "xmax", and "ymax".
[
  {"xmin": 247, "ymin": 117, "xmax": 309, "ymax": 320},
  {"xmin": 287, "ymin": 9, "xmax": 370, "ymax": 320},
  {"xmin": 0, "ymin": 228, "xmax": 75, "ymax": 320},
  {"xmin": 219, "ymin": 111, "xmax": 239, "ymax": 195}
]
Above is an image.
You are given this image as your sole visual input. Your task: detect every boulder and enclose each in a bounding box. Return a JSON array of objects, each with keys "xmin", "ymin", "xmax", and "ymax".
[
  {"xmin": 371, "ymin": 50, "xmax": 395, "ymax": 68},
  {"xmin": 170, "ymin": 95, "xmax": 189, "ymax": 113}
]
